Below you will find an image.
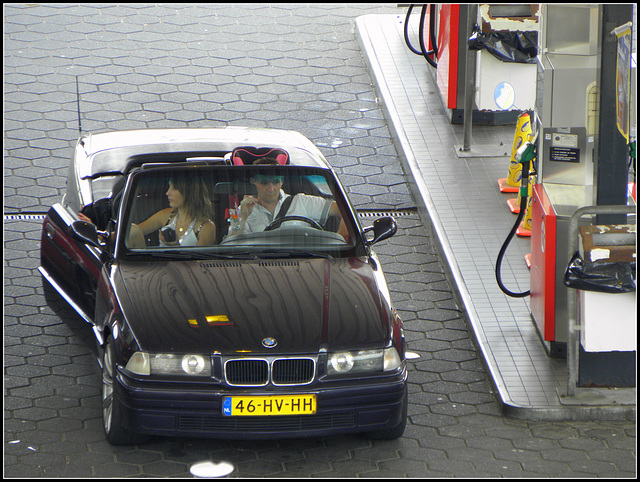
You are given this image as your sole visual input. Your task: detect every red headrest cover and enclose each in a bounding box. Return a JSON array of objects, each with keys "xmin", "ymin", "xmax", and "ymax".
[{"xmin": 231, "ymin": 146, "xmax": 289, "ymax": 166}]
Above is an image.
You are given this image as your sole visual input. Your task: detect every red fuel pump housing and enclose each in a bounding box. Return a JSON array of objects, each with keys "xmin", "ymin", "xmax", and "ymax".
[
  {"xmin": 530, "ymin": 184, "xmax": 558, "ymax": 345},
  {"xmin": 434, "ymin": 4, "xmax": 461, "ymax": 110}
]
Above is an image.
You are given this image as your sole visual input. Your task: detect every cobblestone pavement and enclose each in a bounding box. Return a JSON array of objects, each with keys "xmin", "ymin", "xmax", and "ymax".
[{"xmin": 4, "ymin": 3, "xmax": 636, "ymax": 477}]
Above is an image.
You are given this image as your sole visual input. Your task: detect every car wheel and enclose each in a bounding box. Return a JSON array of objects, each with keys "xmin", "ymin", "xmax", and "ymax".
[
  {"xmin": 365, "ymin": 389, "xmax": 408, "ymax": 440},
  {"xmin": 101, "ymin": 336, "xmax": 149, "ymax": 445}
]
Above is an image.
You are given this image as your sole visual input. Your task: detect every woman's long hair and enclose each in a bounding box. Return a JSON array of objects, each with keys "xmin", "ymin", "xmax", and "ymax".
[{"xmin": 169, "ymin": 174, "xmax": 213, "ymax": 221}]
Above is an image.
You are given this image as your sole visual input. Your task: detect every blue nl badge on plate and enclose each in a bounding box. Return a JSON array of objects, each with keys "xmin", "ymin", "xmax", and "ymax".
[{"xmin": 222, "ymin": 397, "xmax": 232, "ymax": 416}]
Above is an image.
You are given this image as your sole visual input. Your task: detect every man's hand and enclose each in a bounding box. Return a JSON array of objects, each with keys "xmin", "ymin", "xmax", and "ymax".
[
  {"xmin": 78, "ymin": 212, "xmax": 93, "ymax": 223},
  {"xmin": 239, "ymin": 195, "xmax": 258, "ymax": 219}
]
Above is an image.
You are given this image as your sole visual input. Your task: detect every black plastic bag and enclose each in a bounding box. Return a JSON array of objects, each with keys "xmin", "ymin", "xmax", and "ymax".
[
  {"xmin": 564, "ymin": 253, "xmax": 636, "ymax": 294},
  {"xmin": 468, "ymin": 30, "xmax": 538, "ymax": 64}
]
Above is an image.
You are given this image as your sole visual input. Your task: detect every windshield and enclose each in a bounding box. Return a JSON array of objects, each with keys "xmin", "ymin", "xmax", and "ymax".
[{"xmin": 117, "ymin": 164, "xmax": 360, "ymax": 259}]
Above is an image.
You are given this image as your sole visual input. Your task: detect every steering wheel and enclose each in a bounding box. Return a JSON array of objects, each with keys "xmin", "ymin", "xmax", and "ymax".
[{"xmin": 264, "ymin": 215, "xmax": 324, "ymax": 232}]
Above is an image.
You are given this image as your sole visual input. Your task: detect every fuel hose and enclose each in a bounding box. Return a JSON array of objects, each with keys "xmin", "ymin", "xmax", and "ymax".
[
  {"xmin": 403, "ymin": 4, "xmax": 438, "ymax": 68},
  {"xmin": 495, "ymin": 141, "xmax": 536, "ymax": 298}
]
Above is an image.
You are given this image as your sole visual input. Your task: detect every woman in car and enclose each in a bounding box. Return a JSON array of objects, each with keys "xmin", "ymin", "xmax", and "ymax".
[{"xmin": 128, "ymin": 174, "xmax": 216, "ymax": 247}]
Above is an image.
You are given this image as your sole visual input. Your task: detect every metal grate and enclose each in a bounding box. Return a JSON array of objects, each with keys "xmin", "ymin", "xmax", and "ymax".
[
  {"xmin": 200, "ymin": 261, "xmax": 243, "ymax": 269},
  {"xmin": 357, "ymin": 209, "xmax": 416, "ymax": 218},
  {"xmin": 258, "ymin": 260, "xmax": 300, "ymax": 268},
  {"xmin": 4, "ymin": 214, "xmax": 47, "ymax": 221}
]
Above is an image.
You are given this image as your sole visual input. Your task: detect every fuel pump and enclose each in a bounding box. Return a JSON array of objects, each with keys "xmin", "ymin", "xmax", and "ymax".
[
  {"xmin": 404, "ymin": 4, "xmax": 539, "ymax": 125},
  {"xmin": 528, "ymin": 4, "xmax": 636, "ymax": 358}
]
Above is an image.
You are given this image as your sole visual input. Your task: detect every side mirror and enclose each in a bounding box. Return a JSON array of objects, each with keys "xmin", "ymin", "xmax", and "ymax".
[
  {"xmin": 71, "ymin": 220, "xmax": 102, "ymax": 248},
  {"xmin": 364, "ymin": 216, "xmax": 397, "ymax": 246}
]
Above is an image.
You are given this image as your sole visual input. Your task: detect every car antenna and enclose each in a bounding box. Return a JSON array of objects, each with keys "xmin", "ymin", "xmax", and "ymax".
[{"xmin": 75, "ymin": 76, "xmax": 82, "ymax": 136}]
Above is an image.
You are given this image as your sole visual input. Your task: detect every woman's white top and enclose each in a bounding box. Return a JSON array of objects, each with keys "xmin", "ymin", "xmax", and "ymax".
[{"xmin": 159, "ymin": 212, "xmax": 199, "ymax": 246}]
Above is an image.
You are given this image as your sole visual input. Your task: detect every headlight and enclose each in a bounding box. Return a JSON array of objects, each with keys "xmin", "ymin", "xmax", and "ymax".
[
  {"xmin": 328, "ymin": 352, "xmax": 355, "ymax": 373},
  {"xmin": 125, "ymin": 352, "xmax": 211, "ymax": 377},
  {"xmin": 383, "ymin": 346, "xmax": 402, "ymax": 371},
  {"xmin": 126, "ymin": 352, "xmax": 150, "ymax": 375},
  {"xmin": 328, "ymin": 347, "xmax": 402, "ymax": 375}
]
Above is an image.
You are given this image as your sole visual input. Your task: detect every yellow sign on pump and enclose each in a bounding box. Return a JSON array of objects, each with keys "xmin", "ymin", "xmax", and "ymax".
[{"xmin": 613, "ymin": 22, "xmax": 632, "ymax": 141}]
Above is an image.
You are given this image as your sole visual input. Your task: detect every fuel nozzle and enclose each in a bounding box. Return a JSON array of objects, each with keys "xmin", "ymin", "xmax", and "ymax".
[
  {"xmin": 515, "ymin": 139, "xmax": 536, "ymax": 165},
  {"xmin": 514, "ymin": 131, "xmax": 538, "ymax": 198}
]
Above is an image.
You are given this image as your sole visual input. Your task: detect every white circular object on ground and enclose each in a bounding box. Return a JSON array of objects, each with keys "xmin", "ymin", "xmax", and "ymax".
[{"xmin": 189, "ymin": 460, "xmax": 234, "ymax": 478}]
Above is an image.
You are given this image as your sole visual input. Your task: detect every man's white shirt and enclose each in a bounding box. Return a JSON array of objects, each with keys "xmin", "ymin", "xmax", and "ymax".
[{"xmin": 243, "ymin": 190, "xmax": 333, "ymax": 233}]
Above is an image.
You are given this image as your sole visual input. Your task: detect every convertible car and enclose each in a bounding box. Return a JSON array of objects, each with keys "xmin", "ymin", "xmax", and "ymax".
[{"xmin": 39, "ymin": 127, "xmax": 407, "ymax": 445}]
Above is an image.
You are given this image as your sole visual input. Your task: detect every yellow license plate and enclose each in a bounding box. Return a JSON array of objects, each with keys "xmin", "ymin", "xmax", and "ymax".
[{"xmin": 222, "ymin": 395, "xmax": 316, "ymax": 416}]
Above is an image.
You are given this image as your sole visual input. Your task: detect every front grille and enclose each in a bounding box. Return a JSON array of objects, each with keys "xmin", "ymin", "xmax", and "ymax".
[
  {"xmin": 224, "ymin": 357, "xmax": 316, "ymax": 386},
  {"xmin": 225, "ymin": 359, "xmax": 268, "ymax": 386},
  {"xmin": 272, "ymin": 358, "xmax": 315, "ymax": 385}
]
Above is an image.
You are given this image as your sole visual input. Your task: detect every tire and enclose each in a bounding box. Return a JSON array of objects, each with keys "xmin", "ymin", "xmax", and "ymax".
[
  {"xmin": 101, "ymin": 336, "xmax": 150, "ymax": 445},
  {"xmin": 365, "ymin": 389, "xmax": 408, "ymax": 440}
]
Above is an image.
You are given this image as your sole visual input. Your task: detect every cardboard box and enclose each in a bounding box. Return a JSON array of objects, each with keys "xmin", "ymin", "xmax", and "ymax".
[{"xmin": 579, "ymin": 224, "xmax": 636, "ymax": 263}]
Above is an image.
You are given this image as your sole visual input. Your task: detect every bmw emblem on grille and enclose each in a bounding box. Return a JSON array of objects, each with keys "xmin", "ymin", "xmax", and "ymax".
[{"xmin": 262, "ymin": 337, "xmax": 277, "ymax": 348}]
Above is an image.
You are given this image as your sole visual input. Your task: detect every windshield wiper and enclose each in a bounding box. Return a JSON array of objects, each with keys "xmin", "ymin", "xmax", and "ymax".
[
  {"xmin": 134, "ymin": 249, "xmax": 335, "ymax": 261},
  {"xmin": 132, "ymin": 250, "xmax": 242, "ymax": 260},
  {"xmin": 253, "ymin": 249, "xmax": 333, "ymax": 259}
]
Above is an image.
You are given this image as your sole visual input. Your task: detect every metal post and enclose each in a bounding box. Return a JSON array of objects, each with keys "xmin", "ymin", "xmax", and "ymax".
[
  {"xmin": 594, "ymin": 4, "xmax": 633, "ymax": 224},
  {"xmin": 565, "ymin": 205, "xmax": 635, "ymax": 397},
  {"xmin": 461, "ymin": 4, "xmax": 477, "ymax": 152},
  {"xmin": 455, "ymin": 4, "xmax": 507, "ymax": 159}
]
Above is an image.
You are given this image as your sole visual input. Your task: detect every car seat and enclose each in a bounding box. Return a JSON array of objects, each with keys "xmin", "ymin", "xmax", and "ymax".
[{"xmin": 230, "ymin": 146, "xmax": 289, "ymax": 166}]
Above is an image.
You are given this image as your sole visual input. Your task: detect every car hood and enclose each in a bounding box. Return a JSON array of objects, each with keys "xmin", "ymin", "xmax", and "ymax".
[{"xmin": 114, "ymin": 257, "xmax": 392, "ymax": 354}]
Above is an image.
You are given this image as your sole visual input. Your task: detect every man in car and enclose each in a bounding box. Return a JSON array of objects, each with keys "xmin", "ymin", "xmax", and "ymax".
[{"xmin": 228, "ymin": 158, "xmax": 349, "ymax": 241}]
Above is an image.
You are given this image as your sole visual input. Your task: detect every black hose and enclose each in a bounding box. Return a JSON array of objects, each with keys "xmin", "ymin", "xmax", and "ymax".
[
  {"xmin": 429, "ymin": 4, "xmax": 438, "ymax": 58},
  {"xmin": 418, "ymin": 4, "xmax": 438, "ymax": 68},
  {"xmin": 495, "ymin": 162, "xmax": 531, "ymax": 298},
  {"xmin": 403, "ymin": 5, "xmax": 422, "ymax": 55},
  {"xmin": 404, "ymin": 4, "xmax": 438, "ymax": 68}
]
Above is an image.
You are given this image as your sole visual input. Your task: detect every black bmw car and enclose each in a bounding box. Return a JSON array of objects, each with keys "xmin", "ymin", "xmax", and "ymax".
[{"xmin": 39, "ymin": 127, "xmax": 407, "ymax": 445}]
